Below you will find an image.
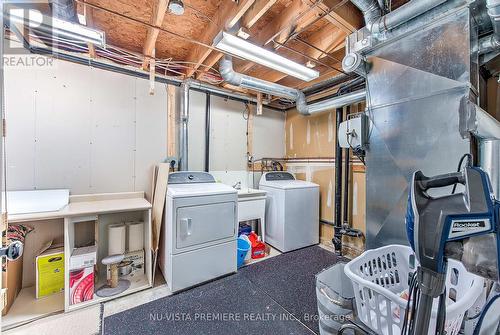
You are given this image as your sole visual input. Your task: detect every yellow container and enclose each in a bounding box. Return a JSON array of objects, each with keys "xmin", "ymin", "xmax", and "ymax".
[{"xmin": 36, "ymin": 247, "xmax": 64, "ymax": 299}]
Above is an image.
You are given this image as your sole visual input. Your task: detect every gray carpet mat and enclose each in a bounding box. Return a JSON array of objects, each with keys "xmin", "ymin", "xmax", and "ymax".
[
  {"xmin": 239, "ymin": 246, "xmax": 340, "ymax": 333},
  {"xmin": 103, "ymin": 245, "xmax": 339, "ymax": 335}
]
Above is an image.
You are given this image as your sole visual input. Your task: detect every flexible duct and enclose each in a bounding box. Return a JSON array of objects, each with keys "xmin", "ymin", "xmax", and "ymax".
[
  {"xmin": 350, "ymin": 0, "xmax": 383, "ymax": 26},
  {"xmin": 50, "ymin": 0, "xmax": 78, "ymax": 22},
  {"xmin": 479, "ymin": 0, "xmax": 500, "ymax": 54},
  {"xmin": 219, "ymin": 56, "xmax": 366, "ymax": 115}
]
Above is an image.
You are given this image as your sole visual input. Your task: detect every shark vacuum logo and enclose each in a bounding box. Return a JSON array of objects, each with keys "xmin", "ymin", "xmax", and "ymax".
[{"xmin": 449, "ymin": 219, "xmax": 490, "ymax": 238}]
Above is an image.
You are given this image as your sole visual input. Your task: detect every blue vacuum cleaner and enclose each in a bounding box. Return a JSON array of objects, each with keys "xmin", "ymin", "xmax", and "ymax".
[{"xmin": 405, "ymin": 159, "xmax": 500, "ymax": 334}]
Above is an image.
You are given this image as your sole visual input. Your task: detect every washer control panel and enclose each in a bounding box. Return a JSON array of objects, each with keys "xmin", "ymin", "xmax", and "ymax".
[
  {"xmin": 265, "ymin": 172, "xmax": 295, "ymax": 181},
  {"xmin": 168, "ymin": 172, "xmax": 216, "ymax": 184}
]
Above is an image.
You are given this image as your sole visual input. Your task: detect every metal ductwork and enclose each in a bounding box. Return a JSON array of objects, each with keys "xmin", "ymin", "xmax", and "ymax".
[
  {"xmin": 219, "ymin": 56, "xmax": 366, "ymax": 116},
  {"xmin": 179, "ymin": 81, "xmax": 190, "ymax": 171},
  {"xmin": 50, "ymin": 0, "xmax": 78, "ymax": 22},
  {"xmin": 219, "ymin": 56, "xmax": 307, "ymax": 113},
  {"xmin": 307, "ymin": 90, "xmax": 367, "ymax": 115},
  {"xmin": 369, "ymin": 0, "xmax": 448, "ymax": 35},
  {"xmin": 350, "ymin": 0, "xmax": 383, "ymax": 26},
  {"xmin": 479, "ymin": 0, "xmax": 500, "ymax": 54}
]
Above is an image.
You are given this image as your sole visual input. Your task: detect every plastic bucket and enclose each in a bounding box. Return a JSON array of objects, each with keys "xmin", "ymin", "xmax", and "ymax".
[{"xmin": 237, "ymin": 237, "xmax": 251, "ymax": 267}]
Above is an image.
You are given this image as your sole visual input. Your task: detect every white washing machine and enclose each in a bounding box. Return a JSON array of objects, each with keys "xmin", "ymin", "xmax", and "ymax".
[
  {"xmin": 159, "ymin": 172, "xmax": 238, "ymax": 292},
  {"xmin": 259, "ymin": 171, "xmax": 319, "ymax": 252}
]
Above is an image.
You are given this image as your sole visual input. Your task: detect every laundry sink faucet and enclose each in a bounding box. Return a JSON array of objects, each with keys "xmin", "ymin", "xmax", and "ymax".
[{"xmin": 232, "ymin": 181, "xmax": 242, "ymax": 190}]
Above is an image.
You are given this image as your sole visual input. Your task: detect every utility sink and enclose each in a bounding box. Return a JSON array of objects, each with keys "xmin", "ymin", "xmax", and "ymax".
[{"xmin": 236, "ymin": 188, "xmax": 267, "ymax": 198}]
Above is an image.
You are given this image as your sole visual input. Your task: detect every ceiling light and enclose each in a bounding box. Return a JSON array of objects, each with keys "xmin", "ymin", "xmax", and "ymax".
[
  {"xmin": 306, "ymin": 61, "xmax": 316, "ymax": 68},
  {"xmin": 213, "ymin": 31, "xmax": 319, "ymax": 82},
  {"xmin": 7, "ymin": 8, "xmax": 105, "ymax": 46},
  {"xmin": 168, "ymin": 0, "xmax": 185, "ymax": 16}
]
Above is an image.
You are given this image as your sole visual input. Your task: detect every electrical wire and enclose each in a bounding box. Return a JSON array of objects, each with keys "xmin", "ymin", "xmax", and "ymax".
[{"xmin": 451, "ymin": 153, "xmax": 472, "ymax": 194}]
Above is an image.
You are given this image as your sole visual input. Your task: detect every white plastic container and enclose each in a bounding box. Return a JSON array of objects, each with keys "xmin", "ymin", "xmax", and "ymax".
[{"xmin": 344, "ymin": 244, "xmax": 484, "ymax": 335}]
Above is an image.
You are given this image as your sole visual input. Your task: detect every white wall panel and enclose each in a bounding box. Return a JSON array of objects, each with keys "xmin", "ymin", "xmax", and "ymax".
[
  {"xmin": 135, "ymin": 80, "xmax": 168, "ymax": 200},
  {"xmin": 89, "ymin": 67, "xmax": 136, "ymax": 193},
  {"xmin": 188, "ymin": 91, "xmax": 206, "ymax": 171},
  {"xmin": 5, "ymin": 59, "xmax": 168, "ymax": 196},
  {"xmin": 253, "ymin": 107, "xmax": 285, "ymax": 160},
  {"xmin": 34, "ymin": 60, "xmax": 92, "ymax": 193},
  {"xmin": 4, "ymin": 62, "xmax": 38, "ymax": 190},
  {"xmin": 209, "ymin": 96, "xmax": 247, "ymax": 171}
]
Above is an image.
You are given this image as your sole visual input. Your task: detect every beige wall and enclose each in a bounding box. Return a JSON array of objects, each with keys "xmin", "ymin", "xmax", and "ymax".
[{"xmin": 285, "ymin": 102, "xmax": 366, "ymax": 257}]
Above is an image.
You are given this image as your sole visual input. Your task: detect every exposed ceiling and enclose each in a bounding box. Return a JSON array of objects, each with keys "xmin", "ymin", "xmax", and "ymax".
[{"xmin": 45, "ymin": 0, "xmax": 409, "ymax": 95}]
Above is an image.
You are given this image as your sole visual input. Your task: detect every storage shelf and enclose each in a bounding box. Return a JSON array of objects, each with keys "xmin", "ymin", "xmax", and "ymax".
[
  {"xmin": 2, "ymin": 287, "xmax": 64, "ymax": 330},
  {"xmin": 3, "ymin": 192, "xmax": 153, "ymax": 331},
  {"xmin": 9, "ymin": 192, "xmax": 151, "ymax": 223},
  {"xmin": 67, "ymin": 273, "xmax": 150, "ymax": 312}
]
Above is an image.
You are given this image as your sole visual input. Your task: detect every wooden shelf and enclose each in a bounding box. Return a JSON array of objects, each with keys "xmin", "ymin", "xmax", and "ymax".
[
  {"xmin": 9, "ymin": 192, "xmax": 151, "ymax": 223},
  {"xmin": 67, "ymin": 273, "xmax": 150, "ymax": 312},
  {"xmin": 3, "ymin": 192, "xmax": 153, "ymax": 331},
  {"xmin": 2, "ymin": 287, "xmax": 64, "ymax": 330}
]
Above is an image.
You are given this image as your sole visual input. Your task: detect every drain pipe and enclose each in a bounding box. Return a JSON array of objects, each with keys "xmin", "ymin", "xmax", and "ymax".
[
  {"xmin": 179, "ymin": 81, "xmax": 190, "ymax": 171},
  {"xmin": 333, "ymin": 107, "xmax": 344, "ymax": 254},
  {"xmin": 219, "ymin": 56, "xmax": 366, "ymax": 115},
  {"xmin": 479, "ymin": 0, "xmax": 500, "ymax": 54}
]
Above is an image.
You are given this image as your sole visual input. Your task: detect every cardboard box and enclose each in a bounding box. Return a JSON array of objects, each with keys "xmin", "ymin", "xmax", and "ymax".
[
  {"xmin": 69, "ymin": 267, "xmax": 94, "ymax": 305},
  {"xmin": 107, "ymin": 249, "xmax": 144, "ymax": 281},
  {"xmin": 36, "ymin": 246, "xmax": 64, "ymax": 299},
  {"xmin": 2, "ymin": 256, "xmax": 23, "ymax": 316},
  {"xmin": 70, "ymin": 245, "xmax": 97, "ymax": 271}
]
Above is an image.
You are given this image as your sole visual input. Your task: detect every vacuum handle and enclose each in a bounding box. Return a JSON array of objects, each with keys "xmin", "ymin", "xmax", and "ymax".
[{"xmin": 416, "ymin": 171, "xmax": 464, "ymax": 191}]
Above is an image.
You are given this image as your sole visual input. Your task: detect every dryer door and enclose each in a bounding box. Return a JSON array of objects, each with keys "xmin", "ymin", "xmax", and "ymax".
[{"xmin": 176, "ymin": 202, "xmax": 236, "ymax": 250}]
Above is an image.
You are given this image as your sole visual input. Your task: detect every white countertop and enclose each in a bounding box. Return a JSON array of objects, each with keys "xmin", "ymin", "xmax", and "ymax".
[{"xmin": 9, "ymin": 192, "xmax": 151, "ymax": 223}]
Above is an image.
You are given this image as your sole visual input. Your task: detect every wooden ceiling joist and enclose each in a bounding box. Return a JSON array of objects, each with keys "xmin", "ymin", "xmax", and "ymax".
[
  {"xmin": 85, "ymin": 6, "xmax": 96, "ymax": 58},
  {"xmin": 142, "ymin": 0, "xmax": 169, "ymax": 69},
  {"xmin": 196, "ymin": 0, "xmax": 277, "ymax": 80},
  {"xmin": 314, "ymin": 0, "xmax": 363, "ymax": 34},
  {"xmin": 234, "ymin": 0, "xmax": 358, "ymax": 76},
  {"xmin": 184, "ymin": 0, "xmax": 256, "ymax": 78},
  {"xmin": 241, "ymin": 0, "xmax": 279, "ymax": 29}
]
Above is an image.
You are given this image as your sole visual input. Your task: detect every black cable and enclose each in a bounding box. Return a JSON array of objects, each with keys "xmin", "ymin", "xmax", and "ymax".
[{"xmin": 451, "ymin": 153, "xmax": 472, "ymax": 194}]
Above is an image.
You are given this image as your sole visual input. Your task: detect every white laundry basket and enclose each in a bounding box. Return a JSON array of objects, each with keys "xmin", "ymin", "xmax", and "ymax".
[{"xmin": 344, "ymin": 244, "xmax": 484, "ymax": 335}]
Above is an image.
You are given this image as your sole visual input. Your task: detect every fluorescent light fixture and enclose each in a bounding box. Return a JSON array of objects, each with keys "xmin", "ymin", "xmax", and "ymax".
[
  {"xmin": 213, "ymin": 31, "xmax": 319, "ymax": 82},
  {"xmin": 7, "ymin": 8, "xmax": 105, "ymax": 47}
]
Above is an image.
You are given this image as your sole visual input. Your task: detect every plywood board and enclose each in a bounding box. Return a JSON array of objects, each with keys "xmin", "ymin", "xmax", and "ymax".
[
  {"xmin": 21, "ymin": 219, "xmax": 64, "ymax": 288},
  {"xmin": 285, "ymin": 109, "xmax": 336, "ymax": 158},
  {"xmin": 311, "ymin": 168, "xmax": 334, "ymax": 222},
  {"xmin": 152, "ymin": 163, "xmax": 169, "ymax": 252}
]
